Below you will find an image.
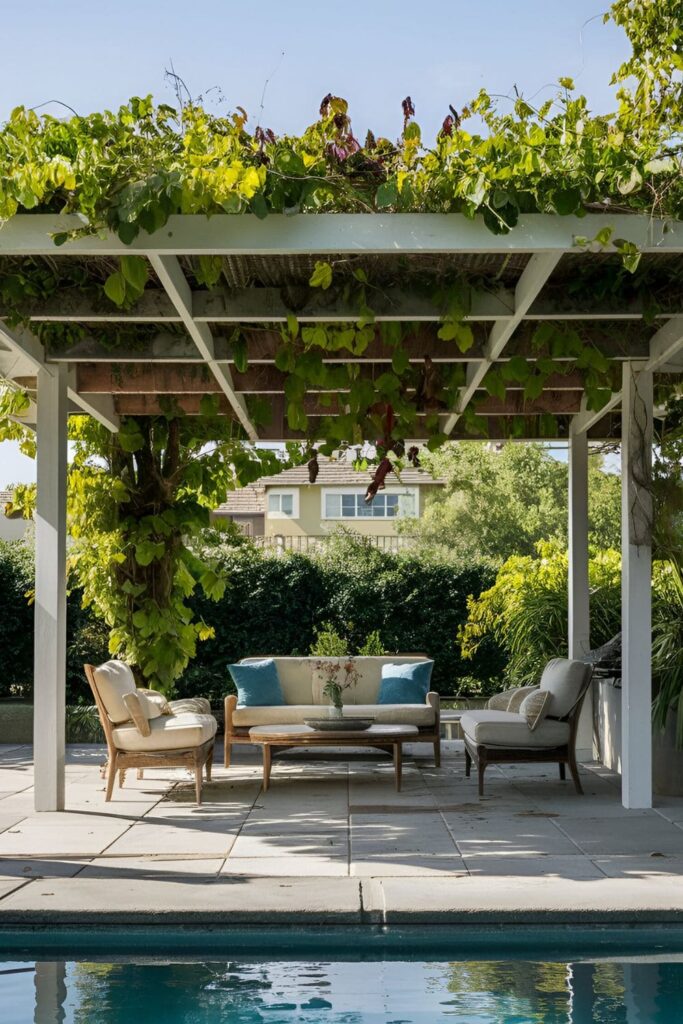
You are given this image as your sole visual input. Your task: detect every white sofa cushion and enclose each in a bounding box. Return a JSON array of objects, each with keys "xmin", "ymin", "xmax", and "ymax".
[
  {"xmin": 460, "ymin": 710, "xmax": 570, "ymax": 749},
  {"xmin": 112, "ymin": 712, "xmax": 217, "ymax": 752},
  {"xmin": 540, "ymin": 658, "xmax": 591, "ymax": 718},
  {"xmin": 93, "ymin": 660, "xmax": 136, "ymax": 724},
  {"xmin": 241, "ymin": 657, "xmax": 313, "ymax": 704},
  {"xmin": 232, "ymin": 702, "xmax": 435, "ymax": 728}
]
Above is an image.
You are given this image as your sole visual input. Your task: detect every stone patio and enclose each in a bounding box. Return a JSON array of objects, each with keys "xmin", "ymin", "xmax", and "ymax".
[{"xmin": 1, "ymin": 739, "xmax": 683, "ymax": 925}]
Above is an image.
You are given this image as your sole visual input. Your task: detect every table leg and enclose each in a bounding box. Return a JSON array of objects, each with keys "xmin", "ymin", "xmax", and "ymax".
[
  {"xmin": 262, "ymin": 744, "xmax": 272, "ymax": 792},
  {"xmin": 393, "ymin": 742, "xmax": 402, "ymax": 792}
]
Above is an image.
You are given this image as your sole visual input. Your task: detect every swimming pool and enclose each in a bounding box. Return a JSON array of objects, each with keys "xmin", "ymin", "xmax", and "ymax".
[{"xmin": 3, "ymin": 927, "xmax": 683, "ymax": 1022}]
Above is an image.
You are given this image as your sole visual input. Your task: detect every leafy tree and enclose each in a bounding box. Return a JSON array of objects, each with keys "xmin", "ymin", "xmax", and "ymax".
[
  {"xmin": 6, "ymin": 411, "xmax": 290, "ymax": 693},
  {"xmin": 397, "ymin": 442, "xmax": 621, "ymax": 562}
]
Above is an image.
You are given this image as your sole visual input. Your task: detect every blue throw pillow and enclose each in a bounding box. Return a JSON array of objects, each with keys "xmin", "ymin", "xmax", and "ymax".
[
  {"xmin": 378, "ymin": 661, "xmax": 434, "ymax": 705},
  {"xmin": 229, "ymin": 659, "xmax": 285, "ymax": 707}
]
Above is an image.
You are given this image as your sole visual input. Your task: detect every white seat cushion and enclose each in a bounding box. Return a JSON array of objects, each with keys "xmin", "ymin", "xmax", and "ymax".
[
  {"xmin": 93, "ymin": 660, "xmax": 136, "ymax": 724},
  {"xmin": 232, "ymin": 703, "xmax": 435, "ymax": 728},
  {"xmin": 112, "ymin": 712, "xmax": 216, "ymax": 752},
  {"xmin": 460, "ymin": 710, "xmax": 570, "ymax": 749}
]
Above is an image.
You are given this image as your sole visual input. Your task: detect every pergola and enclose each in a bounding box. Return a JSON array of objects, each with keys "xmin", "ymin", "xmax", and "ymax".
[{"xmin": 1, "ymin": 211, "xmax": 682, "ymax": 813}]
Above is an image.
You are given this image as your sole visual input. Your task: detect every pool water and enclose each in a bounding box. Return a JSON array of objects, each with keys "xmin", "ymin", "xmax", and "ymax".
[{"xmin": 3, "ymin": 947, "xmax": 683, "ymax": 1023}]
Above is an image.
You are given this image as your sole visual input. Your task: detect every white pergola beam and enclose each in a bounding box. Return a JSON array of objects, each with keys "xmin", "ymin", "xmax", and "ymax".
[
  {"xmin": 621, "ymin": 361, "xmax": 654, "ymax": 809},
  {"xmin": 66, "ymin": 370, "xmax": 120, "ymax": 432},
  {"xmin": 33, "ymin": 365, "xmax": 68, "ymax": 812},
  {"xmin": 5, "ymin": 290, "xmax": 678, "ymax": 326},
  {"xmin": 149, "ymin": 255, "xmax": 258, "ymax": 441},
  {"xmin": 0, "ymin": 321, "xmax": 53, "ymax": 376},
  {"xmin": 1, "ymin": 213, "xmax": 682, "ymax": 256},
  {"xmin": 442, "ymin": 252, "xmax": 562, "ymax": 433},
  {"xmin": 572, "ymin": 316, "xmax": 683, "ymax": 435}
]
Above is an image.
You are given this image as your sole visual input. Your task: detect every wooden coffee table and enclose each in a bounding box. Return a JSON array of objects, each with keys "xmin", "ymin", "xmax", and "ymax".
[{"xmin": 248, "ymin": 723, "xmax": 420, "ymax": 792}]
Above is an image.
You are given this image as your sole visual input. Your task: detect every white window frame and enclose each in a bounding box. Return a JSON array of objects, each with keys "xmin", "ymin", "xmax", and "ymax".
[
  {"xmin": 267, "ymin": 489, "xmax": 299, "ymax": 519},
  {"xmin": 321, "ymin": 486, "xmax": 418, "ymax": 521}
]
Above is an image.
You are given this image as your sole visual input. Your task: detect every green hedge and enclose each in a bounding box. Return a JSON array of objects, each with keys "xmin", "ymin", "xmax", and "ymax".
[
  {"xmin": 0, "ymin": 538, "xmax": 504, "ymax": 704},
  {"xmin": 182, "ymin": 543, "xmax": 504, "ymax": 702},
  {"xmin": 0, "ymin": 540, "xmax": 109, "ymax": 704}
]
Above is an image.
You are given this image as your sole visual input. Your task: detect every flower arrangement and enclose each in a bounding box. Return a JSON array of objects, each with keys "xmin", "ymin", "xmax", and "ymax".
[{"xmin": 315, "ymin": 657, "xmax": 360, "ymax": 715}]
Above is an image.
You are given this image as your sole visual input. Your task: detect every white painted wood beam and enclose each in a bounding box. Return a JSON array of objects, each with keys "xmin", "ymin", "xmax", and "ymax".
[
  {"xmin": 621, "ymin": 360, "xmax": 653, "ymax": 809},
  {"xmin": 1, "ymin": 213, "xmax": 682, "ymax": 256},
  {"xmin": 0, "ymin": 321, "xmax": 53, "ymax": 375},
  {"xmin": 573, "ymin": 317, "xmax": 683, "ymax": 435},
  {"xmin": 66, "ymin": 370, "xmax": 120, "ymax": 432},
  {"xmin": 442, "ymin": 252, "xmax": 562, "ymax": 434},
  {"xmin": 149, "ymin": 255, "xmax": 258, "ymax": 441},
  {"xmin": 33, "ymin": 365, "xmax": 68, "ymax": 812}
]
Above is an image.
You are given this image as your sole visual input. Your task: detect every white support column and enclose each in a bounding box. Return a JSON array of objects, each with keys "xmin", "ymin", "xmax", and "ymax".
[
  {"xmin": 621, "ymin": 361, "xmax": 653, "ymax": 809},
  {"xmin": 33, "ymin": 365, "xmax": 68, "ymax": 812},
  {"xmin": 568, "ymin": 423, "xmax": 593, "ymax": 759}
]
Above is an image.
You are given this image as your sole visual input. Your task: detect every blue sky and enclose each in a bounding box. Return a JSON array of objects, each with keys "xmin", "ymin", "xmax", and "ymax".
[{"xmin": 0, "ymin": 1, "xmax": 629, "ymax": 484}]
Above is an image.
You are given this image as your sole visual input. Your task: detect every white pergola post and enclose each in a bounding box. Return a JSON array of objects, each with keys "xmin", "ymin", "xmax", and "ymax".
[
  {"xmin": 568, "ymin": 424, "xmax": 593, "ymax": 759},
  {"xmin": 33, "ymin": 365, "xmax": 68, "ymax": 811},
  {"xmin": 621, "ymin": 361, "xmax": 653, "ymax": 809}
]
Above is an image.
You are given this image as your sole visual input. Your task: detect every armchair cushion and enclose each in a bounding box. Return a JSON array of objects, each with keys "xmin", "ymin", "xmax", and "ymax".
[
  {"xmin": 540, "ymin": 658, "xmax": 592, "ymax": 718},
  {"xmin": 520, "ymin": 689, "xmax": 552, "ymax": 731},
  {"xmin": 92, "ymin": 660, "xmax": 136, "ymax": 724},
  {"xmin": 122, "ymin": 691, "xmax": 152, "ymax": 737},
  {"xmin": 137, "ymin": 689, "xmax": 171, "ymax": 717},
  {"xmin": 460, "ymin": 709, "xmax": 570, "ymax": 749},
  {"xmin": 112, "ymin": 712, "xmax": 217, "ymax": 753},
  {"xmin": 487, "ymin": 685, "xmax": 538, "ymax": 713}
]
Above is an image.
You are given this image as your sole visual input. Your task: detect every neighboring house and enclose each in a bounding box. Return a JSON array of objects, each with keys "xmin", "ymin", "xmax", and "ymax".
[
  {"xmin": 213, "ymin": 484, "xmax": 265, "ymax": 537},
  {"xmin": 0, "ymin": 490, "xmax": 29, "ymax": 542},
  {"xmin": 214, "ymin": 456, "xmax": 443, "ymax": 549}
]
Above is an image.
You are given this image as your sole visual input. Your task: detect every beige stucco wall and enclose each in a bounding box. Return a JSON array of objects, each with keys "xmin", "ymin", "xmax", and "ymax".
[{"xmin": 264, "ymin": 484, "xmax": 431, "ymax": 538}]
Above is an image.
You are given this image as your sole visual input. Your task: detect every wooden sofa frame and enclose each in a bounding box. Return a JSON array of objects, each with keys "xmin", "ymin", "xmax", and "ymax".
[
  {"xmin": 464, "ymin": 668, "xmax": 594, "ymax": 798},
  {"xmin": 223, "ymin": 654, "xmax": 441, "ymax": 769},
  {"xmin": 85, "ymin": 664, "xmax": 214, "ymax": 804}
]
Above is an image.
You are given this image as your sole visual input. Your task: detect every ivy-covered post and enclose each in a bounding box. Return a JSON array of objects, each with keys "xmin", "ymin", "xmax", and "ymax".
[
  {"xmin": 33, "ymin": 365, "xmax": 68, "ymax": 812},
  {"xmin": 621, "ymin": 360, "xmax": 653, "ymax": 809},
  {"xmin": 568, "ymin": 421, "xmax": 593, "ymax": 760}
]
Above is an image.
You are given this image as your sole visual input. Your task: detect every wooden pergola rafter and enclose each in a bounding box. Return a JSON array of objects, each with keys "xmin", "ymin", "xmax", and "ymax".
[{"xmin": 1, "ymin": 211, "xmax": 682, "ymax": 814}]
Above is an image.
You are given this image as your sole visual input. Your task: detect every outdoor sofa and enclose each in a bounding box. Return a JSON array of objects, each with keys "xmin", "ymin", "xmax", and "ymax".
[
  {"xmin": 224, "ymin": 655, "xmax": 441, "ymax": 768},
  {"xmin": 85, "ymin": 660, "xmax": 217, "ymax": 804},
  {"xmin": 460, "ymin": 657, "xmax": 594, "ymax": 797}
]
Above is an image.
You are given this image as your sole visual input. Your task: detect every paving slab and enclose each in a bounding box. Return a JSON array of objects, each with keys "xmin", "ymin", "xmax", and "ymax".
[
  {"xmin": 79, "ymin": 857, "xmax": 225, "ymax": 878},
  {"xmin": 376, "ymin": 875, "xmax": 683, "ymax": 923},
  {"xmin": 229, "ymin": 832, "xmax": 348, "ymax": 859},
  {"xmin": 0, "ymin": 858, "xmax": 91, "ymax": 878},
  {"xmin": 351, "ymin": 855, "xmax": 467, "ymax": 877},
  {"xmin": 443, "ymin": 813, "xmax": 581, "ymax": 857},
  {"xmin": 0, "ymin": 876, "xmax": 370, "ymax": 924},
  {"xmin": 0, "ymin": 823, "xmax": 131, "ymax": 858},
  {"xmin": 222, "ymin": 857, "xmax": 348, "ymax": 877},
  {"xmin": 463, "ymin": 855, "xmax": 605, "ymax": 879},
  {"xmin": 554, "ymin": 816, "xmax": 683, "ymax": 856},
  {"xmin": 592, "ymin": 855, "xmax": 683, "ymax": 878},
  {"xmin": 102, "ymin": 822, "xmax": 237, "ymax": 858},
  {"xmin": 0, "ymin": 877, "xmax": 31, "ymax": 899}
]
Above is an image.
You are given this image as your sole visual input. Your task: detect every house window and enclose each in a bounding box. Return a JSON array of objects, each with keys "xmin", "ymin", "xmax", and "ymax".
[
  {"xmin": 322, "ymin": 489, "xmax": 416, "ymax": 519},
  {"xmin": 267, "ymin": 491, "xmax": 298, "ymax": 518}
]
